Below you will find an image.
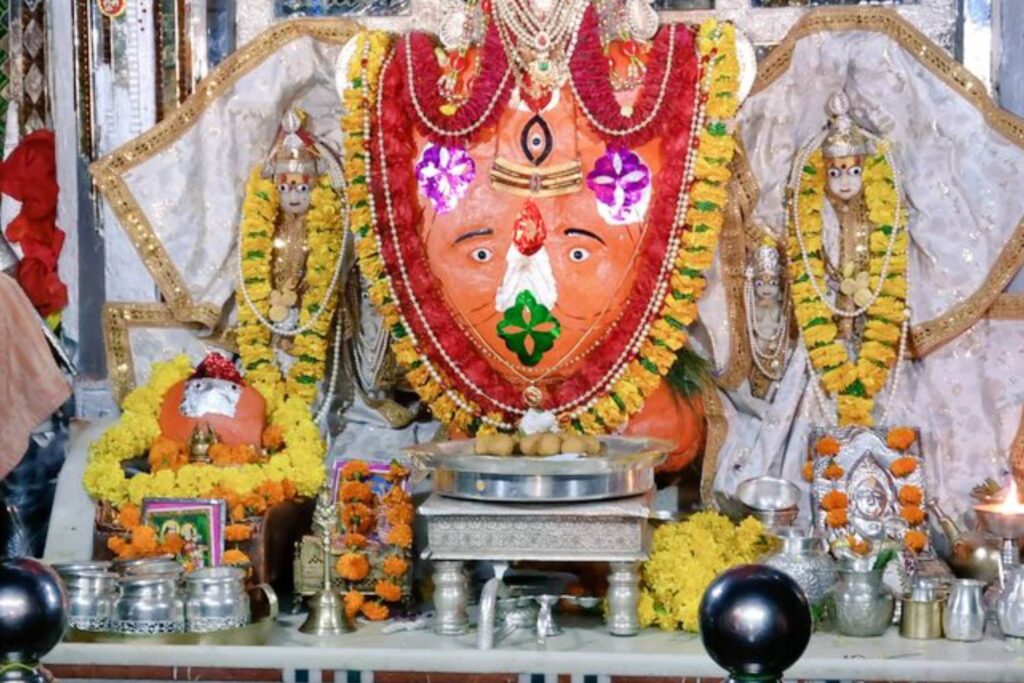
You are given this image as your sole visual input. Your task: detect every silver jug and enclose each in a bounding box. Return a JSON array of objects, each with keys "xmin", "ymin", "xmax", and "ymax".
[
  {"xmin": 184, "ymin": 566, "xmax": 250, "ymax": 633},
  {"xmin": 763, "ymin": 529, "xmax": 836, "ymax": 606},
  {"xmin": 54, "ymin": 565, "xmax": 118, "ymax": 632},
  {"xmin": 944, "ymin": 578, "xmax": 986, "ymax": 641},
  {"xmin": 998, "ymin": 565, "xmax": 1024, "ymax": 638},
  {"xmin": 827, "ymin": 565, "xmax": 895, "ymax": 637},
  {"xmin": 114, "ymin": 575, "xmax": 184, "ymax": 634}
]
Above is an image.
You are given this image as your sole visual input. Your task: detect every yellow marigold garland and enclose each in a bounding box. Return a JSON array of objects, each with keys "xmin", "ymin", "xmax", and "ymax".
[
  {"xmin": 82, "ymin": 356, "xmax": 325, "ymax": 507},
  {"xmin": 235, "ymin": 170, "xmax": 345, "ymax": 410},
  {"xmin": 344, "ymin": 22, "xmax": 738, "ymax": 435},
  {"xmin": 788, "ymin": 142, "xmax": 909, "ymax": 426}
]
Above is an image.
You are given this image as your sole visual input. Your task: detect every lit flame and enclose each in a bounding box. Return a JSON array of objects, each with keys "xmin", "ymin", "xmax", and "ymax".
[{"xmin": 997, "ymin": 479, "xmax": 1024, "ymax": 514}]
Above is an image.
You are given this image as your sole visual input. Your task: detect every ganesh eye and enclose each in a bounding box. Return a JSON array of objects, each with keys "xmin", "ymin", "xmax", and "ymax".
[
  {"xmin": 278, "ymin": 183, "xmax": 290, "ymax": 193},
  {"xmin": 849, "ymin": 167, "xmax": 862, "ymax": 177},
  {"xmin": 569, "ymin": 247, "xmax": 590, "ymax": 263},
  {"xmin": 471, "ymin": 248, "xmax": 493, "ymax": 263},
  {"xmin": 297, "ymin": 183, "xmax": 310, "ymax": 192},
  {"xmin": 827, "ymin": 168, "xmax": 842, "ymax": 179}
]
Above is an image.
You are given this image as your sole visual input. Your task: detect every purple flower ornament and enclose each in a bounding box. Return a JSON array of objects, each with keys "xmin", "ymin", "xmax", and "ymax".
[
  {"xmin": 586, "ymin": 147, "xmax": 652, "ymax": 225},
  {"xmin": 415, "ymin": 143, "xmax": 476, "ymax": 215}
]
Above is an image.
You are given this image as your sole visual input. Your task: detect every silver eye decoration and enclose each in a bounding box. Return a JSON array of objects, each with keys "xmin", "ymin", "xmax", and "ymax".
[
  {"xmin": 827, "ymin": 168, "xmax": 842, "ymax": 179},
  {"xmin": 471, "ymin": 247, "xmax": 493, "ymax": 263},
  {"xmin": 849, "ymin": 167, "xmax": 862, "ymax": 177},
  {"xmin": 569, "ymin": 247, "xmax": 590, "ymax": 263}
]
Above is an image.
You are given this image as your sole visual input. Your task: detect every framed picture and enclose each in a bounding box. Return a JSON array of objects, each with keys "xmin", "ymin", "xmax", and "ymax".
[{"xmin": 142, "ymin": 498, "xmax": 227, "ymax": 568}]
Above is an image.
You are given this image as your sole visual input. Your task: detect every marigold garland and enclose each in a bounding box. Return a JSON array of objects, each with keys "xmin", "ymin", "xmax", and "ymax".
[
  {"xmin": 343, "ymin": 23, "xmax": 740, "ymax": 435},
  {"xmin": 235, "ymin": 170, "xmax": 345, "ymax": 409},
  {"xmin": 82, "ymin": 356, "xmax": 325, "ymax": 507},
  {"xmin": 788, "ymin": 142, "xmax": 909, "ymax": 426}
]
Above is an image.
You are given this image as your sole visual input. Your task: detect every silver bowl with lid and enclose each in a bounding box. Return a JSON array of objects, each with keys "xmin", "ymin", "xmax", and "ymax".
[
  {"xmin": 184, "ymin": 566, "xmax": 249, "ymax": 633},
  {"xmin": 54, "ymin": 563, "xmax": 119, "ymax": 632},
  {"xmin": 114, "ymin": 575, "xmax": 184, "ymax": 634},
  {"xmin": 111, "ymin": 554, "xmax": 176, "ymax": 576}
]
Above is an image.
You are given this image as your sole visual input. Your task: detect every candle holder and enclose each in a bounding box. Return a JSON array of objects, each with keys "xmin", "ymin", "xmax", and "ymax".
[{"xmin": 973, "ymin": 503, "xmax": 1024, "ymax": 575}]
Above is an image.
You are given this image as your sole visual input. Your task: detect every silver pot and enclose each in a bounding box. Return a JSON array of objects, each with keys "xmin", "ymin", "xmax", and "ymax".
[
  {"xmin": 125, "ymin": 560, "xmax": 183, "ymax": 580},
  {"xmin": 999, "ymin": 565, "xmax": 1024, "ymax": 638},
  {"xmin": 184, "ymin": 566, "xmax": 249, "ymax": 633},
  {"xmin": 114, "ymin": 576, "xmax": 184, "ymax": 634},
  {"xmin": 944, "ymin": 578, "xmax": 986, "ymax": 641},
  {"xmin": 762, "ymin": 530, "xmax": 836, "ymax": 606},
  {"xmin": 56, "ymin": 567, "xmax": 118, "ymax": 632},
  {"xmin": 827, "ymin": 567, "xmax": 895, "ymax": 637}
]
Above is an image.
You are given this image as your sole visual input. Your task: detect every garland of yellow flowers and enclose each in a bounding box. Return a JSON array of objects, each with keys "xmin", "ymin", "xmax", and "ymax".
[
  {"xmin": 235, "ymin": 171, "xmax": 345, "ymax": 410},
  {"xmin": 82, "ymin": 356, "xmax": 325, "ymax": 507},
  {"xmin": 788, "ymin": 142, "xmax": 909, "ymax": 426},
  {"xmin": 343, "ymin": 23, "xmax": 739, "ymax": 435}
]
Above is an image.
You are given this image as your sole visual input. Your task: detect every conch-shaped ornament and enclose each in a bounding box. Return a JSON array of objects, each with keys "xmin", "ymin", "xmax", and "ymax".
[
  {"xmin": 188, "ymin": 422, "xmax": 219, "ymax": 464},
  {"xmin": 626, "ymin": 0, "xmax": 659, "ymax": 42}
]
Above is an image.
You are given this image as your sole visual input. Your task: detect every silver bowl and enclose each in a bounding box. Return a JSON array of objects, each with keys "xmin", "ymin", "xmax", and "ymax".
[
  {"xmin": 737, "ymin": 477, "xmax": 802, "ymax": 511},
  {"xmin": 748, "ymin": 506, "xmax": 799, "ymax": 530},
  {"xmin": 112, "ymin": 555, "xmax": 176, "ymax": 576},
  {"xmin": 125, "ymin": 560, "xmax": 183, "ymax": 579}
]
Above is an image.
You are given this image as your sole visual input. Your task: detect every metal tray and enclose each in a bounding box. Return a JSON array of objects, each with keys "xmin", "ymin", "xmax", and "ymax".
[{"xmin": 406, "ymin": 436, "xmax": 669, "ymax": 502}]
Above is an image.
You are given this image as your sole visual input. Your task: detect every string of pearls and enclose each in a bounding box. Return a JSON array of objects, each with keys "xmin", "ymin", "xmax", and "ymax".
[
  {"xmin": 405, "ymin": 35, "xmax": 513, "ymax": 139},
  {"xmin": 235, "ymin": 184, "xmax": 351, "ymax": 338},
  {"xmin": 743, "ymin": 276, "xmax": 791, "ymax": 382},
  {"xmin": 494, "ymin": 0, "xmax": 588, "ymax": 52},
  {"xmin": 314, "ymin": 301, "xmax": 346, "ymax": 427},
  {"xmin": 790, "ymin": 132, "xmax": 905, "ymax": 319},
  {"xmin": 492, "ymin": 0, "xmax": 588, "ymax": 96},
  {"xmin": 566, "ymin": 24, "xmax": 676, "ymax": 137}
]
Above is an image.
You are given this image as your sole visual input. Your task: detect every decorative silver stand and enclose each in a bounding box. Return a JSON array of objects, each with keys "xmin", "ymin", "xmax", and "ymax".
[{"xmin": 420, "ymin": 491, "xmax": 652, "ymax": 637}]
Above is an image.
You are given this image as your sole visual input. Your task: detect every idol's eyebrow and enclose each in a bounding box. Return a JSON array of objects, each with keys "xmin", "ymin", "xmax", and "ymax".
[
  {"xmin": 454, "ymin": 227, "xmax": 494, "ymax": 244},
  {"xmin": 565, "ymin": 227, "xmax": 606, "ymax": 245}
]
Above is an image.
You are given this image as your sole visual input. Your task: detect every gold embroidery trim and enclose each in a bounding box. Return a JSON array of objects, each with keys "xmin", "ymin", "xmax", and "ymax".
[
  {"xmin": 987, "ymin": 293, "xmax": 1024, "ymax": 320},
  {"xmin": 752, "ymin": 7, "xmax": 1024, "ymax": 358},
  {"xmin": 700, "ymin": 382, "xmax": 727, "ymax": 505},
  {"xmin": 103, "ymin": 302, "xmax": 237, "ymax": 404},
  {"xmin": 90, "ymin": 18, "xmax": 362, "ymax": 329}
]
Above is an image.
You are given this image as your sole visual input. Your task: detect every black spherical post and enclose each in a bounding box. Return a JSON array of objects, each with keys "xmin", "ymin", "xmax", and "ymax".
[
  {"xmin": 699, "ymin": 565, "xmax": 812, "ymax": 683},
  {"xmin": 0, "ymin": 506, "xmax": 67, "ymax": 683}
]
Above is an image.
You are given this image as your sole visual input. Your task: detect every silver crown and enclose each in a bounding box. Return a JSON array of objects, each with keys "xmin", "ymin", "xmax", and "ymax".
[
  {"xmin": 263, "ymin": 108, "xmax": 321, "ymax": 178},
  {"xmin": 748, "ymin": 245, "xmax": 781, "ymax": 279},
  {"xmin": 822, "ymin": 92, "xmax": 874, "ymax": 159}
]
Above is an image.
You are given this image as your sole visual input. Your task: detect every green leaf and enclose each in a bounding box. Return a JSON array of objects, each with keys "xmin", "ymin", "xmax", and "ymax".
[
  {"xmin": 872, "ymin": 547, "xmax": 898, "ymax": 572},
  {"xmin": 664, "ymin": 347, "xmax": 710, "ymax": 399}
]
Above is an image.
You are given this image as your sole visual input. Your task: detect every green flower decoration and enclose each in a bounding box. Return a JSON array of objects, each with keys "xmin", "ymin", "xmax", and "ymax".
[{"xmin": 497, "ymin": 290, "xmax": 561, "ymax": 367}]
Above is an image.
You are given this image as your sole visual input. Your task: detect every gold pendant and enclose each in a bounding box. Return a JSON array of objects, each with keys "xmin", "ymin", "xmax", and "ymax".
[{"xmin": 523, "ymin": 385, "xmax": 543, "ymax": 408}]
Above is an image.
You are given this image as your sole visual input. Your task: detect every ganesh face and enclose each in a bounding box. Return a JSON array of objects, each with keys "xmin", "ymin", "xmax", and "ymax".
[
  {"xmin": 753, "ymin": 274, "xmax": 780, "ymax": 302},
  {"xmin": 276, "ymin": 172, "xmax": 312, "ymax": 215},
  {"xmin": 825, "ymin": 156, "xmax": 864, "ymax": 202}
]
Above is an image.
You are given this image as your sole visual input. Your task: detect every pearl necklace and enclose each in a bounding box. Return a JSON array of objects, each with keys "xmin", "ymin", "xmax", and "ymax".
[
  {"xmin": 789, "ymin": 131, "xmax": 904, "ymax": 320},
  {"xmin": 567, "ymin": 24, "xmax": 676, "ymax": 137},
  {"xmin": 405, "ymin": 35, "xmax": 513, "ymax": 139},
  {"xmin": 369, "ymin": 42, "xmax": 706, "ymax": 426},
  {"xmin": 743, "ymin": 277, "xmax": 791, "ymax": 382},
  {"xmin": 492, "ymin": 0, "xmax": 589, "ymax": 97}
]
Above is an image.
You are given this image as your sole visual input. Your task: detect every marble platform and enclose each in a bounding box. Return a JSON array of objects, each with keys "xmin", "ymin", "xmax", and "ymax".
[{"xmin": 44, "ymin": 613, "xmax": 1024, "ymax": 682}]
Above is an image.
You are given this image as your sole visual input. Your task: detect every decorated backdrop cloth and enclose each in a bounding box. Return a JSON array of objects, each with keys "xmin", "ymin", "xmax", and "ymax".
[
  {"xmin": 703, "ymin": 10, "xmax": 1024, "ymax": 515},
  {"xmin": 0, "ymin": 272, "xmax": 70, "ymax": 480}
]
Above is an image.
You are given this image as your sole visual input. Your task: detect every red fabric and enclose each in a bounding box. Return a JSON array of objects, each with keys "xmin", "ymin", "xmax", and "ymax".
[
  {"xmin": 0, "ymin": 130, "xmax": 68, "ymax": 316},
  {"xmin": 372, "ymin": 25, "xmax": 700, "ymax": 424}
]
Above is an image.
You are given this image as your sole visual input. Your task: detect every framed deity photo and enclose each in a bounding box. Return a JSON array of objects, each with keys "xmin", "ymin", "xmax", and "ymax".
[{"xmin": 142, "ymin": 498, "xmax": 227, "ymax": 568}]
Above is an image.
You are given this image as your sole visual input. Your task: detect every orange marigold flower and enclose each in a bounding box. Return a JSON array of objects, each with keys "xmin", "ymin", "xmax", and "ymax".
[
  {"xmin": 132, "ymin": 525, "xmax": 158, "ymax": 553},
  {"xmin": 824, "ymin": 463, "xmax": 845, "ymax": 481},
  {"xmin": 257, "ymin": 479, "xmax": 286, "ymax": 505},
  {"xmin": 117, "ymin": 503, "xmax": 142, "ymax": 530},
  {"xmin": 375, "ymin": 580, "xmax": 403, "ymax": 602},
  {"xmin": 898, "ymin": 485, "xmax": 923, "ymax": 506},
  {"xmin": 159, "ymin": 532, "xmax": 185, "ymax": 556},
  {"xmin": 901, "ymin": 504, "xmax": 926, "ymax": 526},
  {"xmin": 340, "ymin": 480, "xmax": 374, "ymax": 504},
  {"xmin": 342, "ymin": 533, "xmax": 368, "ymax": 549},
  {"xmin": 820, "ymin": 490, "xmax": 849, "ymax": 511},
  {"xmin": 341, "ymin": 461, "xmax": 371, "ymax": 481},
  {"xmin": 148, "ymin": 435, "xmax": 188, "ymax": 473},
  {"xmin": 262, "ymin": 424, "xmax": 285, "ymax": 452},
  {"xmin": 904, "ymin": 529, "xmax": 928, "ymax": 553},
  {"xmin": 226, "ymin": 524, "xmax": 253, "ymax": 542},
  {"xmin": 385, "ymin": 503, "xmax": 414, "ymax": 527},
  {"xmin": 336, "ymin": 552, "xmax": 370, "ymax": 582},
  {"xmin": 890, "ymin": 456, "xmax": 918, "ymax": 478},
  {"xmin": 360, "ymin": 600, "xmax": 390, "ymax": 621},
  {"xmin": 107, "ymin": 535, "xmax": 127, "ymax": 556},
  {"xmin": 344, "ymin": 590, "xmax": 365, "ymax": 619},
  {"xmin": 826, "ymin": 508, "xmax": 848, "ymax": 528},
  {"xmin": 223, "ymin": 549, "xmax": 251, "ymax": 566},
  {"xmin": 383, "ymin": 555, "xmax": 409, "ymax": 578},
  {"xmin": 341, "ymin": 503, "xmax": 374, "ymax": 534},
  {"xmin": 801, "ymin": 461, "xmax": 814, "ymax": 482},
  {"xmin": 847, "ymin": 535, "xmax": 871, "ymax": 556},
  {"xmin": 230, "ymin": 504, "xmax": 248, "ymax": 523},
  {"xmin": 282, "ymin": 479, "xmax": 297, "ymax": 499},
  {"xmin": 385, "ymin": 462, "xmax": 410, "ymax": 483},
  {"xmin": 887, "ymin": 427, "xmax": 917, "ymax": 451},
  {"xmin": 386, "ymin": 523, "xmax": 413, "ymax": 549},
  {"xmin": 815, "ymin": 436, "xmax": 841, "ymax": 457}
]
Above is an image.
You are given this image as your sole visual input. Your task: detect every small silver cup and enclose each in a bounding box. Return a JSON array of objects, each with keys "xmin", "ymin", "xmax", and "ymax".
[{"xmin": 944, "ymin": 578, "xmax": 986, "ymax": 641}]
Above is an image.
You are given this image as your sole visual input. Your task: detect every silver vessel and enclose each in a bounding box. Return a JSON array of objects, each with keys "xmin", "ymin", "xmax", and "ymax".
[
  {"xmin": 999, "ymin": 565, "xmax": 1024, "ymax": 638},
  {"xmin": 184, "ymin": 566, "xmax": 250, "ymax": 633},
  {"xmin": 827, "ymin": 563, "xmax": 895, "ymax": 637},
  {"xmin": 114, "ymin": 575, "xmax": 185, "ymax": 634},
  {"xmin": 111, "ymin": 555, "xmax": 175, "ymax": 576},
  {"xmin": 407, "ymin": 437, "xmax": 668, "ymax": 502},
  {"xmin": 943, "ymin": 578, "xmax": 986, "ymax": 641},
  {"xmin": 762, "ymin": 529, "xmax": 835, "ymax": 606},
  {"xmin": 55, "ymin": 566, "xmax": 119, "ymax": 632}
]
